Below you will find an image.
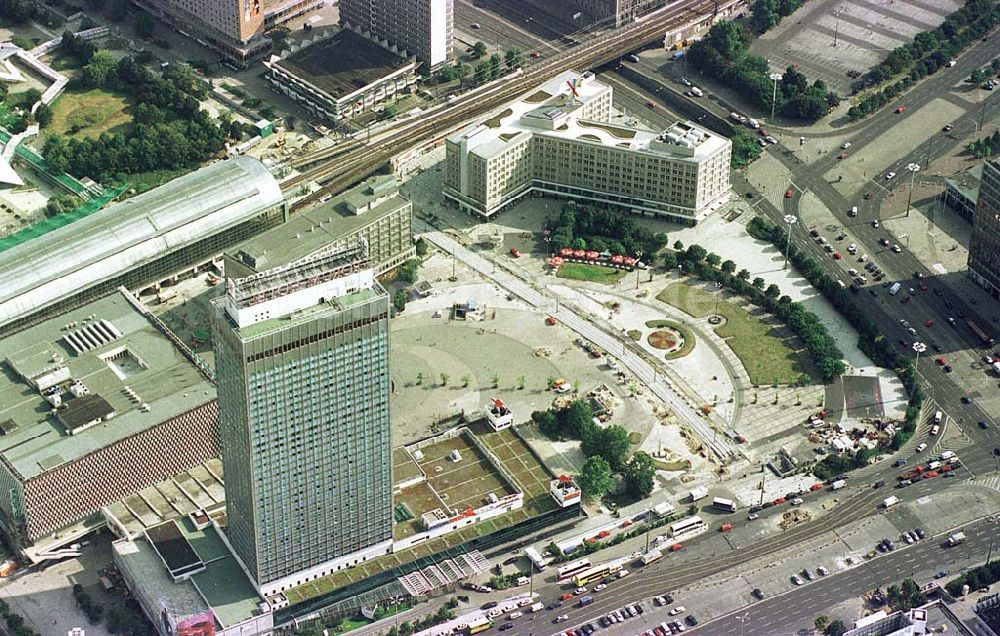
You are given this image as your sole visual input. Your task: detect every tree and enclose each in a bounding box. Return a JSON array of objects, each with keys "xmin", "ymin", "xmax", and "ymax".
[
  {"xmin": 440, "ymin": 372, "xmax": 450, "ymax": 386},
  {"xmin": 398, "ymin": 258, "xmax": 420, "ymax": 283},
  {"xmin": 393, "ymin": 290, "xmax": 407, "ymax": 312},
  {"xmin": 472, "ymin": 41, "xmax": 488, "ymax": 58},
  {"xmin": 17, "ymin": 88, "xmax": 41, "ymax": 107},
  {"xmin": 415, "ymin": 237, "xmax": 428, "ymax": 256},
  {"xmin": 83, "ymin": 50, "xmax": 117, "ymax": 88},
  {"xmin": 5, "ymin": 615, "xmax": 23, "ymax": 630},
  {"xmin": 815, "ymin": 616, "xmax": 829, "ymax": 631},
  {"xmin": 134, "ymin": 11, "xmax": 155, "ymax": 38},
  {"xmin": 737, "ymin": 268, "xmax": 751, "ymax": 281},
  {"xmin": 380, "ymin": 104, "xmax": 398, "ymax": 120},
  {"xmin": 581, "ymin": 424, "xmax": 630, "ymax": 470},
  {"xmin": 564, "ymin": 400, "xmax": 593, "ymax": 438},
  {"xmin": 824, "ymin": 620, "xmax": 847, "ymax": 636},
  {"xmin": 45, "ymin": 193, "xmax": 81, "ymax": 216},
  {"xmin": 533, "ymin": 409, "xmax": 559, "ymax": 437},
  {"xmin": 750, "ymin": 0, "xmax": 779, "ymax": 34},
  {"xmin": 504, "ymin": 47, "xmax": 524, "ymax": 70},
  {"xmin": 752, "ymin": 277, "xmax": 766, "ymax": 289},
  {"xmin": 438, "ymin": 64, "xmax": 459, "ymax": 82},
  {"xmin": 705, "ymin": 253, "xmax": 722, "ymax": 268},
  {"xmin": 34, "ymin": 102, "xmax": 52, "ymax": 127},
  {"xmin": 623, "ymin": 451, "xmax": 656, "ymax": 498},
  {"xmin": 577, "ymin": 456, "xmax": 614, "ymax": 498},
  {"xmin": 764, "ymin": 283, "xmax": 781, "ymax": 299},
  {"xmin": 721, "ymin": 259, "xmax": 737, "ymax": 274}
]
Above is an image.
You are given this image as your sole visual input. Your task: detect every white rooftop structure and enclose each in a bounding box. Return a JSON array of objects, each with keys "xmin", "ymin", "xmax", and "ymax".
[
  {"xmin": 0, "ymin": 156, "xmax": 285, "ymax": 330},
  {"xmin": 453, "ymin": 72, "xmax": 727, "ymax": 162}
]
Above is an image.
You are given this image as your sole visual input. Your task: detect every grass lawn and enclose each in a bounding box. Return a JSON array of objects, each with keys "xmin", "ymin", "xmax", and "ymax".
[
  {"xmin": 656, "ymin": 280, "xmax": 810, "ymax": 385},
  {"xmin": 556, "ymin": 262, "xmax": 627, "ymax": 284},
  {"xmin": 49, "ymin": 88, "xmax": 131, "ymax": 139}
]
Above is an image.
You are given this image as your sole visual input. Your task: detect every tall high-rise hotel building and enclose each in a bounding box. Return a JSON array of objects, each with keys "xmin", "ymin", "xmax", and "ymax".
[
  {"xmin": 212, "ymin": 241, "xmax": 393, "ymax": 596},
  {"xmin": 970, "ymin": 159, "xmax": 1000, "ymax": 301}
]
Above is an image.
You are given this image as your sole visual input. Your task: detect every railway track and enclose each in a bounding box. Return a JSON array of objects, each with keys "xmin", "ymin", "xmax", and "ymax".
[{"xmin": 284, "ymin": 0, "xmax": 741, "ymax": 212}]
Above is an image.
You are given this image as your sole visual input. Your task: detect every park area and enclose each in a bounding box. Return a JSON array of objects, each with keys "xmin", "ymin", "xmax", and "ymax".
[
  {"xmin": 556, "ymin": 262, "xmax": 627, "ymax": 284},
  {"xmin": 48, "ymin": 88, "xmax": 131, "ymax": 139},
  {"xmin": 656, "ymin": 280, "xmax": 811, "ymax": 385}
]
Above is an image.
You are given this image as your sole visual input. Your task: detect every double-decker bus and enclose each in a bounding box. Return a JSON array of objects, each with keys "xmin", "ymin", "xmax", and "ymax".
[
  {"xmin": 556, "ymin": 558, "xmax": 592, "ymax": 582},
  {"xmin": 669, "ymin": 515, "xmax": 707, "ymax": 540},
  {"xmin": 573, "ymin": 559, "xmax": 625, "ymax": 587}
]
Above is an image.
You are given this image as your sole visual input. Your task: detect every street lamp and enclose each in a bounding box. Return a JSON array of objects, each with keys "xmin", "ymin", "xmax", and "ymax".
[
  {"xmin": 911, "ymin": 342, "xmax": 926, "ymax": 395},
  {"xmin": 783, "ymin": 214, "xmax": 797, "ymax": 270},
  {"xmin": 769, "ymin": 73, "xmax": 783, "ymax": 120},
  {"xmin": 904, "ymin": 163, "xmax": 920, "ymax": 218}
]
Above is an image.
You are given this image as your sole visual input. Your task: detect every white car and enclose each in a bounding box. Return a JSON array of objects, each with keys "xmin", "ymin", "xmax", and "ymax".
[
  {"xmin": 574, "ymin": 587, "xmax": 587, "ymax": 595},
  {"xmin": 916, "ymin": 442, "xmax": 928, "ymax": 452},
  {"xmin": 681, "ymin": 77, "xmax": 692, "ymax": 86},
  {"xmin": 654, "ymin": 596, "xmax": 667, "ymax": 606},
  {"xmin": 556, "ymin": 615, "xmax": 569, "ymax": 623},
  {"xmin": 892, "ymin": 244, "xmax": 902, "ymax": 253},
  {"xmin": 748, "ymin": 513, "xmax": 760, "ymax": 520},
  {"xmin": 985, "ymin": 356, "xmax": 995, "ymax": 365},
  {"xmin": 790, "ymin": 497, "xmax": 804, "ymax": 506},
  {"xmin": 766, "ymin": 135, "xmax": 777, "ymax": 144},
  {"xmin": 817, "ymin": 566, "xmax": 830, "ymax": 576},
  {"xmin": 841, "ymin": 142, "xmax": 852, "ymax": 149},
  {"xmin": 669, "ymin": 606, "xmax": 686, "ymax": 616},
  {"xmin": 594, "ymin": 583, "xmax": 607, "ymax": 592},
  {"xmin": 848, "ymin": 243, "xmax": 858, "ymax": 254},
  {"xmin": 886, "ymin": 171, "xmax": 897, "ymax": 180},
  {"xmin": 509, "ymin": 612, "xmax": 523, "ymax": 620},
  {"xmin": 792, "ymin": 574, "xmax": 804, "ymax": 585},
  {"xmin": 872, "ymin": 220, "xmax": 880, "ymax": 228}
]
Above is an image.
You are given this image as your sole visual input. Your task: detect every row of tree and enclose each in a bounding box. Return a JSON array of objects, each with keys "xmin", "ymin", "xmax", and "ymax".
[
  {"xmin": 0, "ymin": 598, "xmax": 42, "ymax": 636},
  {"xmin": 730, "ymin": 127, "xmax": 763, "ymax": 168},
  {"xmin": 944, "ymin": 558, "xmax": 1000, "ymax": 596},
  {"xmin": 41, "ymin": 44, "xmax": 238, "ymax": 183},
  {"xmin": 966, "ymin": 130, "xmax": 1000, "ymax": 158},
  {"xmin": 746, "ymin": 217, "xmax": 924, "ymax": 452},
  {"xmin": 473, "ymin": 48, "xmax": 524, "ymax": 85},
  {"xmin": 748, "ymin": 0, "xmax": 806, "ymax": 35},
  {"xmin": 666, "ymin": 239, "xmax": 846, "ymax": 382},
  {"xmin": 548, "ymin": 204, "xmax": 668, "ymax": 264},
  {"xmin": 848, "ymin": 0, "xmax": 1000, "ymax": 119},
  {"xmin": 688, "ymin": 22, "xmax": 838, "ymax": 122}
]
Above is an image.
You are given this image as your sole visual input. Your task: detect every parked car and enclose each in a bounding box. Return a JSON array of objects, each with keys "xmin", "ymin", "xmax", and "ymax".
[{"xmin": 752, "ymin": 588, "xmax": 765, "ymax": 599}]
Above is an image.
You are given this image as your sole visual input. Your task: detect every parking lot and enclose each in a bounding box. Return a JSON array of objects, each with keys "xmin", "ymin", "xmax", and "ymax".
[{"xmin": 751, "ymin": 0, "xmax": 963, "ymax": 94}]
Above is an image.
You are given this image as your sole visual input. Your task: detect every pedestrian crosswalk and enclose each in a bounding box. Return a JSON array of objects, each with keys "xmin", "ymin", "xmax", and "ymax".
[{"xmin": 972, "ymin": 475, "xmax": 1000, "ymax": 493}]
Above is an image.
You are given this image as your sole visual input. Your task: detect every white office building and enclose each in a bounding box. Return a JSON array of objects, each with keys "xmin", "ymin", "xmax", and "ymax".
[{"xmin": 443, "ymin": 70, "xmax": 731, "ymax": 223}]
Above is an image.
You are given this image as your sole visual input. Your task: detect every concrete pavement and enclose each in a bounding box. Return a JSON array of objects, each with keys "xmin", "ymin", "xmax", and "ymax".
[{"xmin": 418, "ymin": 225, "xmax": 736, "ymax": 462}]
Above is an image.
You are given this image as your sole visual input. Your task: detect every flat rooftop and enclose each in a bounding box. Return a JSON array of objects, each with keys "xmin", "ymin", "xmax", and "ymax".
[
  {"xmin": 220, "ymin": 283, "xmax": 386, "ymax": 341},
  {"xmin": 274, "ymin": 29, "xmax": 413, "ymax": 100},
  {"xmin": 115, "ymin": 515, "xmax": 267, "ymax": 630},
  {"xmin": 228, "ymin": 176, "xmax": 409, "ymax": 273},
  {"xmin": 0, "ymin": 291, "xmax": 214, "ymax": 481},
  {"xmin": 449, "ymin": 70, "xmax": 728, "ymax": 162}
]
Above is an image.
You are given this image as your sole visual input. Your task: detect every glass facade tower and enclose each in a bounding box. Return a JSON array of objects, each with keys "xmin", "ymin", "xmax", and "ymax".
[{"xmin": 211, "ymin": 241, "xmax": 393, "ymax": 594}]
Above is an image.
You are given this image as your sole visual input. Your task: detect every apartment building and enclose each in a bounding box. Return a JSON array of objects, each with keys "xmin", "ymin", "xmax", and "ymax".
[
  {"xmin": 339, "ymin": 0, "xmax": 453, "ymax": 69},
  {"xmin": 444, "ymin": 71, "xmax": 731, "ymax": 223},
  {"xmin": 133, "ymin": 0, "xmax": 322, "ymax": 64},
  {"xmin": 969, "ymin": 159, "xmax": 1000, "ymax": 300}
]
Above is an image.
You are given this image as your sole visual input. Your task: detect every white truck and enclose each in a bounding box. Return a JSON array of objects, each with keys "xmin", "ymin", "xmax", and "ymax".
[
  {"xmin": 934, "ymin": 410, "xmax": 944, "ymax": 424},
  {"xmin": 889, "ymin": 282, "xmax": 902, "ymax": 296},
  {"xmin": 690, "ymin": 486, "xmax": 709, "ymax": 502},
  {"xmin": 529, "ymin": 602, "xmax": 545, "ymax": 613},
  {"xmin": 831, "ymin": 479, "xmax": 847, "ymax": 490},
  {"xmin": 653, "ymin": 502, "xmax": 676, "ymax": 518},
  {"xmin": 640, "ymin": 550, "xmax": 663, "ymax": 566},
  {"xmin": 948, "ymin": 532, "xmax": 966, "ymax": 546},
  {"xmin": 882, "ymin": 496, "xmax": 899, "ymax": 509}
]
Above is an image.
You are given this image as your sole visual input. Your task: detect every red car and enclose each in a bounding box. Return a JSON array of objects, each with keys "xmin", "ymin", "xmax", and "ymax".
[
  {"xmin": 936, "ymin": 357, "xmax": 946, "ymax": 365},
  {"xmin": 530, "ymin": 51, "xmax": 541, "ymax": 58},
  {"xmin": 896, "ymin": 106, "xmax": 907, "ymax": 113},
  {"xmin": 785, "ymin": 189, "xmax": 795, "ymax": 199},
  {"xmin": 923, "ymin": 470, "xmax": 938, "ymax": 479},
  {"xmin": 901, "ymin": 296, "xmax": 911, "ymax": 304},
  {"xmin": 670, "ymin": 543, "xmax": 684, "ymax": 552},
  {"xmin": 773, "ymin": 497, "xmax": 786, "ymax": 505},
  {"xmin": 759, "ymin": 128, "xmax": 769, "ymax": 137},
  {"xmin": 833, "ymin": 252, "xmax": 842, "ymax": 260},
  {"xmin": 810, "ymin": 483, "xmax": 824, "ymax": 491}
]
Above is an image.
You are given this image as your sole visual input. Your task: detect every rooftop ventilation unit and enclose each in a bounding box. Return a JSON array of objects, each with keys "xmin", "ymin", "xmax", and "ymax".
[{"xmin": 62, "ymin": 319, "xmax": 122, "ymax": 354}]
